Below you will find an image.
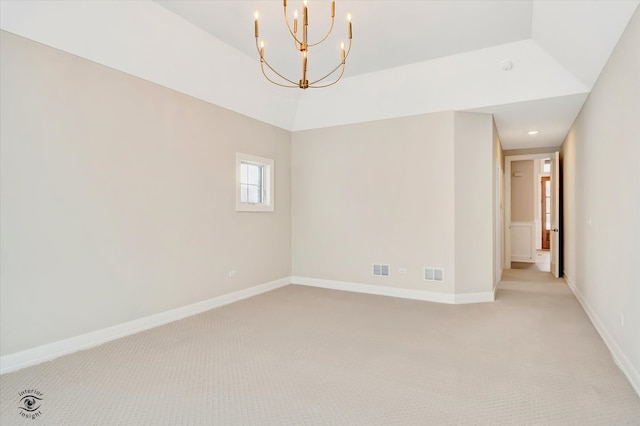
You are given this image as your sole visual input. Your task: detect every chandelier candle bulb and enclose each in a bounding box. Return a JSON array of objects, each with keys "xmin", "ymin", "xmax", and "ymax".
[
  {"xmin": 254, "ymin": 11, "xmax": 259, "ymax": 37},
  {"xmin": 294, "ymin": 10, "xmax": 298, "ymax": 33},
  {"xmin": 331, "ymin": 1, "xmax": 335, "ymax": 17},
  {"xmin": 302, "ymin": 4, "xmax": 308, "ymax": 50}
]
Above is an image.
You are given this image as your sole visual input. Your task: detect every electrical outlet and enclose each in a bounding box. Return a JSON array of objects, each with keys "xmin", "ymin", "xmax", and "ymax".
[
  {"xmin": 398, "ymin": 267, "xmax": 407, "ymax": 274},
  {"xmin": 228, "ymin": 270, "xmax": 236, "ymax": 277},
  {"xmin": 618, "ymin": 313, "xmax": 624, "ymax": 326}
]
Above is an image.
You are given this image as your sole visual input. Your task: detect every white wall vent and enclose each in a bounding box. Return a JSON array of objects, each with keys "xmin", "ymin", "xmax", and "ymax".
[
  {"xmin": 373, "ymin": 264, "xmax": 390, "ymax": 277},
  {"xmin": 424, "ymin": 267, "xmax": 445, "ymax": 282}
]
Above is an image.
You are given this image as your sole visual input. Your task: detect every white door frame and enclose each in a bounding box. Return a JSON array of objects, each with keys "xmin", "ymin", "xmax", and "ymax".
[{"xmin": 504, "ymin": 152, "xmax": 559, "ymax": 272}]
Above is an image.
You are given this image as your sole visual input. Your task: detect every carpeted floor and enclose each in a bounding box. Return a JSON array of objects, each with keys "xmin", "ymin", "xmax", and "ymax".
[{"xmin": 1, "ymin": 269, "xmax": 639, "ymax": 425}]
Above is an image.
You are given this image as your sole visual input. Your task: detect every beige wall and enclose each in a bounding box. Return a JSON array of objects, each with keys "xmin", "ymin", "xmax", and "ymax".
[
  {"xmin": 561, "ymin": 7, "xmax": 640, "ymax": 390},
  {"xmin": 510, "ymin": 160, "xmax": 534, "ymax": 222},
  {"xmin": 0, "ymin": 30, "xmax": 503, "ymax": 358},
  {"xmin": 454, "ymin": 112, "xmax": 495, "ymax": 294},
  {"xmin": 492, "ymin": 119, "xmax": 504, "ymax": 285},
  {"xmin": 0, "ymin": 32, "xmax": 292, "ymax": 356},
  {"xmin": 292, "ymin": 112, "xmax": 456, "ymax": 293},
  {"xmin": 292, "ymin": 111, "xmax": 497, "ymax": 296}
]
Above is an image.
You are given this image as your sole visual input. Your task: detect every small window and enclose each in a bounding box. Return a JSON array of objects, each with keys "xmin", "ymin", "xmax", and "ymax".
[{"xmin": 236, "ymin": 153, "xmax": 274, "ymax": 212}]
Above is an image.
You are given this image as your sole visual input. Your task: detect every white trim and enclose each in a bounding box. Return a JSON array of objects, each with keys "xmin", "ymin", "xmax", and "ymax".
[
  {"xmin": 0, "ymin": 277, "xmax": 290, "ymax": 375},
  {"xmin": 565, "ymin": 275, "xmax": 640, "ymax": 398},
  {"xmin": 455, "ymin": 288, "xmax": 497, "ymax": 304},
  {"xmin": 510, "ymin": 221, "xmax": 535, "ymax": 263},
  {"xmin": 504, "ymin": 152, "xmax": 558, "ymax": 268},
  {"xmin": 291, "ymin": 276, "xmax": 495, "ymax": 305}
]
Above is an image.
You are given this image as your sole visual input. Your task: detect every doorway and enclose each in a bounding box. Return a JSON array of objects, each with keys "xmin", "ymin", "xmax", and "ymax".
[{"xmin": 504, "ymin": 152, "xmax": 561, "ymax": 278}]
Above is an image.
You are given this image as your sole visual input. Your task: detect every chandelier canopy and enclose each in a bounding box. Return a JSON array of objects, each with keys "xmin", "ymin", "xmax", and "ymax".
[{"xmin": 254, "ymin": 1, "xmax": 352, "ymax": 89}]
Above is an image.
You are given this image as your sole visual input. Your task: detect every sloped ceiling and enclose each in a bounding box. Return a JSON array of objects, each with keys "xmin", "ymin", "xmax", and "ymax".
[{"xmin": 1, "ymin": 1, "xmax": 638, "ymax": 149}]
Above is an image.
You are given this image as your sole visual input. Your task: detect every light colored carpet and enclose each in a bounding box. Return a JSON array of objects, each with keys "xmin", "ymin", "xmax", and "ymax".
[{"xmin": 1, "ymin": 270, "xmax": 639, "ymax": 425}]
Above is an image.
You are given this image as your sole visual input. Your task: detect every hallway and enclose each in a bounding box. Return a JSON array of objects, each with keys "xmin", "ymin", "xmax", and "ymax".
[{"xmin": 510, "ymin": 250, "xmax": 551, "ymax": 272}]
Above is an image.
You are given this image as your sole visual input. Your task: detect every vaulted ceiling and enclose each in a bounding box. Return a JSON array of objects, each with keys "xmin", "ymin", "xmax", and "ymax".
[{"xmin": 1, "ymin": 1, "xmax": 638, "ymax": 149}]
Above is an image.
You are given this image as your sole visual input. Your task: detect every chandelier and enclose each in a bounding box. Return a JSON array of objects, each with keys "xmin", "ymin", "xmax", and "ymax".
[{"xmin": 254, "ymin": 1, "xmax": 352, "ymax": 89}]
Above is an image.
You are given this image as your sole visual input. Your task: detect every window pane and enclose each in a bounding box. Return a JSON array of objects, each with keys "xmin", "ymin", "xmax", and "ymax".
[
  {"xmin": 545, "ymin": 214, "xmax": 551, "ymax": 230},
  {"xmin": 241, "ymin": 163, "xmax": 248, "ymax": 183},
  {"xmin": 240, "ymin": 162, "xmax": 264, "ymax": 204},
  {"xmin": 545, "ymin": 181, "xmax": 551, "ymax": 196},
  {"xmin": 240, "ymin": 184, "xmax": 262, "ymax": 204},
  {"xmin": 240, "ymin": 184, "xmax": 248, "ymax": 203},
  {"xmin": 247, "ymin": 164, "xmax": 262, "ymax": 185},
  {"xmin": 247, "ymin": 185, "xmax": 261, "ymax": 203}
]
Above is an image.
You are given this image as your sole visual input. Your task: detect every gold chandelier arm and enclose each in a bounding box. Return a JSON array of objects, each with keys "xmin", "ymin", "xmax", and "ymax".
[
  {"xmin": 283, "ymin": 3, "xmax": 335, "ymax": 48},
  {"xmin": 307, "ymin": 62, "xmax": 343, "ymax": 87},
  {"xmin": 260, "ymin": 61, "xmax": 299, "ymax": 88},
  {"xmin": 282, "ymin": 4, "xmax": 304, "ymax": 48},
  {"xmin": 256, "ymin": 38, "xmax": 299, "ymax": 87},
  {"xmin": 308, "ymin": 63, "xmax": 345, "ymax": 88},
  {"xmin": 307, "ymin": 17, "xmax": 335, "ymax": 47},
  {"xmin": 307, "ymin": 38, "xmax": 351, "ymax": 86}
]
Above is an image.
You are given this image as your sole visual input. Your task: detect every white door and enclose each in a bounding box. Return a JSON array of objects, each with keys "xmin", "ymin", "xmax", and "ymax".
[{"xmin": 550, "ymin": 151, "xmax": 560, "ymax": 277}]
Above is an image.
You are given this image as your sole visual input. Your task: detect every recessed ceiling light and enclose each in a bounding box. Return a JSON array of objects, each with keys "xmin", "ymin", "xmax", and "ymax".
[{"xmin": 528, "ymin": 130, "xmax": 539, "ymax": 135}]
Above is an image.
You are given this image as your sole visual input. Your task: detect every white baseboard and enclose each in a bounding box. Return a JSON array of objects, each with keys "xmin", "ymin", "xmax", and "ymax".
[
  {"xmin": 511, "ymin": 257, "xmax": 535, "ymax": 263},
  {"xmin": 291, "ymin": 276, "xmax": 495, "ymax": 304},
  {"xmin": 0, "ymin": 277, "xmax": 290, "ymax": 375},
  {"xmin": 565, "ymin": 275, "xmax": 640, "ymax": 398},
  {"xmin": 455, "ymin": 288, "xmax": 496, "ymax": 304}
]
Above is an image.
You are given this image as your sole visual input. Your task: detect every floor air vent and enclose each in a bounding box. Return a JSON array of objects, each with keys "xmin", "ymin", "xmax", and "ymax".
[
  {"xmin": 373, "ymin": 264, "xmax": 390, "ymax": 277},
  {"xmin": 424, "ymin": 267, "xmax": 444, "ymax": 282}
]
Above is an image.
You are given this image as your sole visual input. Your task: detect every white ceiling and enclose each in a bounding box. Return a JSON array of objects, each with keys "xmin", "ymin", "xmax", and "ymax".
[
  {"xmin": 1, "ymin": 1, "xmax": 638, "ymax": 149},
  {"xmin": 155, "ymin": 1, "xmax": 535, "ymax": 79}
]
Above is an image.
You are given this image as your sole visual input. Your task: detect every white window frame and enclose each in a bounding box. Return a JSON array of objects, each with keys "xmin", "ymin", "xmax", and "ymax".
[{"xmin": 235, "ymin": 152, "xmax": 274, "ymax": 212}]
